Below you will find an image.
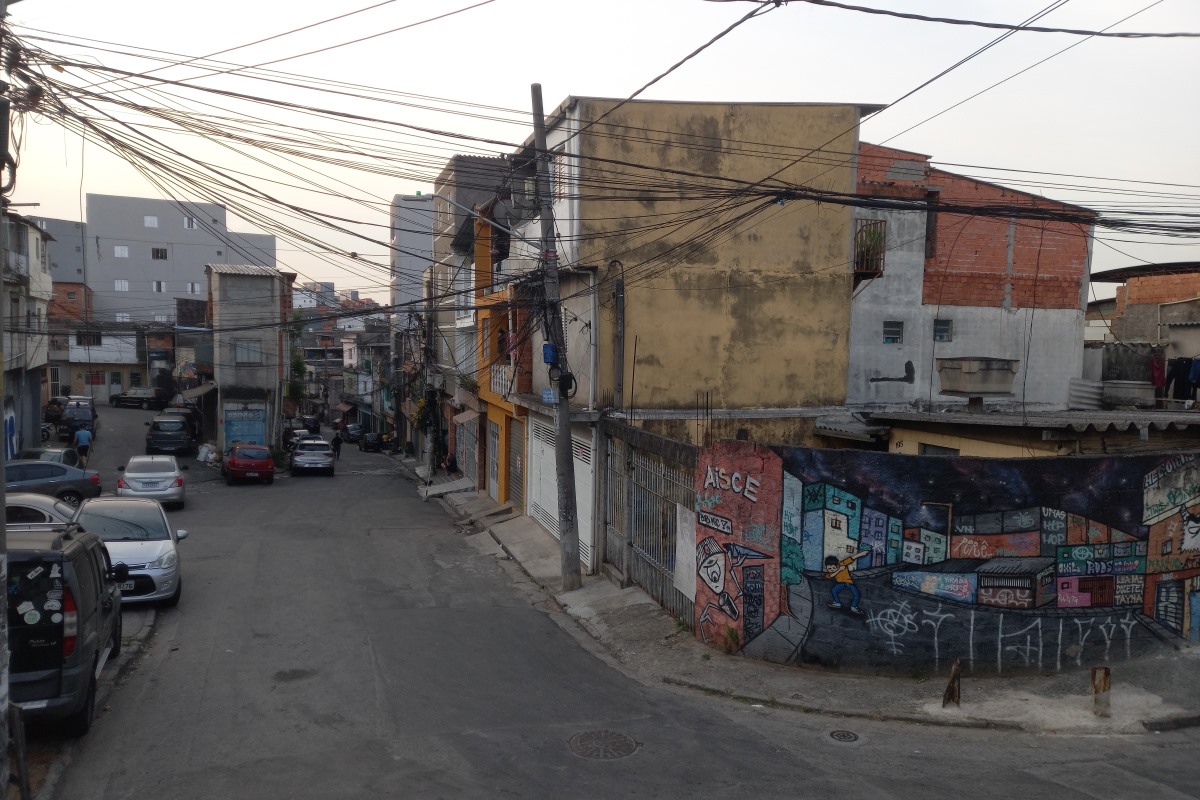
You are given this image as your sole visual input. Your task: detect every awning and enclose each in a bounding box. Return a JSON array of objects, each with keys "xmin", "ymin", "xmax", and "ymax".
[
  {"xmin": 180, "ymin": 383, "xmax": 216, "ymax": 400},
  {"xmin": 813, "ymin": 414, "xmax": 889, "ymax": 443},
  {"xmin": 453, "ymin": 408, "xmax": 480, "ymax": 425},
  {"xmin": 335, "ymin": 402, "xmax": 354, "ymax": 413}
]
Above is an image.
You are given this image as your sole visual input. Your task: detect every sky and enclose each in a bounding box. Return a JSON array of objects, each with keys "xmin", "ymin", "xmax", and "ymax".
[{"xmin": 8, "ymin": 0, "xmax": 1200, "ymax": 305}]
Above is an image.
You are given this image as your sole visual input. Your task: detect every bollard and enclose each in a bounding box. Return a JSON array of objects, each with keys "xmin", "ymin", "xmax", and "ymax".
[
  {"xmin": 1091, "ymin": 666, "xmax": 1111, "ymax": 718},
  {"xmin": 942, "ymin": 658, "xmax": 961, "ymax": 708}
]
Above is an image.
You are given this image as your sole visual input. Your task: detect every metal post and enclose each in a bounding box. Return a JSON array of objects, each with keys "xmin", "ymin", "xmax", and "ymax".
[
  {"xmin": 0, "ymin": 3, "xmax": 16, "ymax": 774},
  {"xmin": 531, "ymin": 84, "xmax": 581, "ymax": 591}
]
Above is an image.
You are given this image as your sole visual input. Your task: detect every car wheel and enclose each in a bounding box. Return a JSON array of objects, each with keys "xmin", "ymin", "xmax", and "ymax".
[
  {"xmin": 110, "ymin": 610, "xmax": 123, "ymax": 658},
  {"xmin": 63, "ymin": 670, "xmax": 97, "ymax": 737},
  {"xmin": 226, "ymin": 473, "xmax": 235, "ymax": 486},
  {"xmin": 162, "ymin": 579, "xmax": 182, "ymax": 608},
  {"xmin": 58, "ymin": 490, "xmax": 83, "ymax": 507}
]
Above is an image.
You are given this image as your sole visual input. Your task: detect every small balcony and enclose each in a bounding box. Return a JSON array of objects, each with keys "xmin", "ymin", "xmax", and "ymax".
[
  {"xmin": 936, "ymin": 357, "xmax": 1020, "ymax": 395},
  {"xmin": 491, "ymin": 363, "xmax": 515, "ymax": 397}
]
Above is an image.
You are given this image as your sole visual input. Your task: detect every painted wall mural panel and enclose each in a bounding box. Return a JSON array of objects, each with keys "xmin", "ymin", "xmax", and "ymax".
[{"xmin": 694, "ymin": 444, "xmax": 1200, "ymax": 673}]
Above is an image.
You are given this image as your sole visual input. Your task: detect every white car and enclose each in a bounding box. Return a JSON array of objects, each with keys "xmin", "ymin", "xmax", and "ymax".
[
  {"xmin": 117, "ymin": 455, "xmax": 188, "ymax": 509},
  {"xmin": 289, "ymin": 439, "xmax": 335, "ymax": 476},
  {"xmin": 71, "ymin": 497, "xmax": 188, "ymax": 606}
]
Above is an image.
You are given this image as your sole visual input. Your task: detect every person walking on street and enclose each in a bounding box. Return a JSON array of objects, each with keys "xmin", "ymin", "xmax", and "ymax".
[
  {"xmin": 331, "ymin": 432, "xmax": 343, "ymax": 460},
  {"xmin": 72, "ymin": 426, "xmax": 94, "ymax": 468}
]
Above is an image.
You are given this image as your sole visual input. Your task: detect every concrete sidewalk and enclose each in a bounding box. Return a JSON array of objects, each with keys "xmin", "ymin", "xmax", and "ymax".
[{"xmin": 401, "ymin": 456, "xmax": 1200, "ymax": 735}]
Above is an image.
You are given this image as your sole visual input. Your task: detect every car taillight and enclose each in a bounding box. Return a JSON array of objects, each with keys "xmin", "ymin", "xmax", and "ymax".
[
  {"xmin": 117, "ymin": 477, "xmax": 128, "ymax": 489},
  {"xmin": 62, "ymin": 587, "xmax": 78, "ymax": 658},
  {"xmin": 89, "ymin": 473, "xmax": 101, "ymax": 486},
  {"xmin": 172, "ymin": 476, "xmax": 184, "ymax": 487}
]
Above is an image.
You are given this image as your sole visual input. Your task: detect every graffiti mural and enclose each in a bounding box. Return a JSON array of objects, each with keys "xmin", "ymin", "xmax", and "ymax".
[{"xmin": 694, "ymin": 444, "xmax": 1200, "ymax": 673}]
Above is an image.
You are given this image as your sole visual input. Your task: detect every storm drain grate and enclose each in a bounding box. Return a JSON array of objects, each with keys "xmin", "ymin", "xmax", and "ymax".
[
  {"xmin": 829, "ymin": 730, "xmax": 859, "ymax": 743},
  {"xmin": 568, "ymin": 730, "xmax": 639, "ymax": 760}
]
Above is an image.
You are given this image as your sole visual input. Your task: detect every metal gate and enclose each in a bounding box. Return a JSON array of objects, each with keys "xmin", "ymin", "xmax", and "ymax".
[
  {"xmin": 604, "ymin": 435, "xmax": 696, "ymax": 626},
  {"xmin": 456, "ymin": 420, "xmax": 478, "ymax": 484},
  {"xmin": 508, "ymin": 418, "xmax": 524, "ymax": 512},
  {"xmin": 487, "ymin": 419, "xmax": 500, "ymax": 502}
]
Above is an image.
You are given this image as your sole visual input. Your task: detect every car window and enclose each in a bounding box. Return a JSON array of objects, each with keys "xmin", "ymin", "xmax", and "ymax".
[
  {"xmin": 297, "ymin": 442, "xmax": 331, "ymax": 452},
  {"xmin": 126, "ymin": 459, "xmax": 177, "ymax": 474},
  {"xmin": 26, "ymin": 464, "xmax": 63, "ymax": 481},
  {"xmin": 238, "ymin": 447, "xmax": 270, "ymax": 460},
  {"xmin": 6, "ymin": 505, "xmax": 48, "ymax": 523},
  {"xmin": 74, "ymin": 505, "xmax": 170, "ymax": 542},
  {"xmin": 151, "ymin": 420, "xmax": 186, "ymax": 432},
  {"xmin": 5, "ymin": 465, "xmax": 30, "ymax": 482},
  {"xmin": 62, "ymin": 407, "xmax": 93, "ymax": 421}
]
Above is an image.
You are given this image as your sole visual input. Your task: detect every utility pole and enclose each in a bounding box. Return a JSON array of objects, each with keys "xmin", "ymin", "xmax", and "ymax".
[
  {"xmin": 0, "ymin": 1, "xmax": 23, "ymax": 786},
  {"xmin": 531, "ymin": 84, "xmax": 581, "ymax": 591}
]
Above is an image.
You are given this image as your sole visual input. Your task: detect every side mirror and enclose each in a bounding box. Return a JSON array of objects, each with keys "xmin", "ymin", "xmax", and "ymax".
[
  {"xmin": 180, "ymin": 464, "xmax": 189, "ymax": 471},
  {"xmin": 118, "ymin": 466, "xmax": 125, "ymax": 472},
  {"xmin": 112, "ymin": 563, "xmax": 130, "ymax": 582},
  {"xmin": 176, "ymin": 529, "xmax": 188, "ymax": 541},
  {"xmin": 145, "ymin": 421, "xmax": 151, "ymax": 427}
]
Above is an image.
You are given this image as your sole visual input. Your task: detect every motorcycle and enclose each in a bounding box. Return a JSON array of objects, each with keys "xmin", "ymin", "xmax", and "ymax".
[{"xmin": 40, "ymin": 422, "xmax": 54, "ymax": 442}]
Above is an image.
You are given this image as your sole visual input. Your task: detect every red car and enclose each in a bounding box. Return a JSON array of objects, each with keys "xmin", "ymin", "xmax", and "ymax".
[{"xmin": 222, "ymin": 444, "xmax": 275, "ymax": 485}]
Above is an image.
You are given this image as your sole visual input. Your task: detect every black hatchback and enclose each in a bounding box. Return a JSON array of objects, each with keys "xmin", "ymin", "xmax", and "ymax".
[{"xmin": 358, "ymin": 432, "xmax": 383, "ymax": 452}]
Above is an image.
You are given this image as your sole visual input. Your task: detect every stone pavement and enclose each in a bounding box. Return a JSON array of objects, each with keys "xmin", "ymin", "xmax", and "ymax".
[{"xmin": 397, "ymin": 454, "xmax": 1200, "ymax": 736}]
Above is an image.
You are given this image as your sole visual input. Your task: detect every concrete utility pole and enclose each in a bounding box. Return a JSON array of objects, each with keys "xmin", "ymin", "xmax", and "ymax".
[{"xmin": 531, "ymin": 84, "xmax": 581, "ymax": 591}]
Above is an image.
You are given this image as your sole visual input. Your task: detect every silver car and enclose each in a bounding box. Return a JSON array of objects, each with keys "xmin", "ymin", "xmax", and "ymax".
[
  {"xmin": 71, "ymin": 497, "xmax": 188, "ymax": 606},
  {"xmin": 289, "ymin": 439, "xmax": 335, "ymax": 476},
  {"xmin": 117, "ymin": 455, "xmax": 189, "ymax": 509},
  {"xmin": 4, "ymin": 491, "xmax": 77, "ymax": 524}
]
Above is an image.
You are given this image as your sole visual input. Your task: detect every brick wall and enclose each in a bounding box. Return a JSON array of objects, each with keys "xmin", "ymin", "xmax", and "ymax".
[
  {"xmin": 1125, "ymin": 274, "xmax": 1200, "ymax": 305},
  {"xmin": 49, "ymin": 282, "xmax": 90, "ymax": 322},
  {"xmin": 924, "ymin": 170, "xmax": 1092, "ymax": 309}
]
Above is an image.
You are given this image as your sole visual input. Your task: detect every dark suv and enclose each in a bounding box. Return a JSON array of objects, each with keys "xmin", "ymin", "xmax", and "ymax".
[
  {"xmin": 56, "ymin": 403, "xmax": 99, "ymax": 442},
  {"xmin": 7, "ymin": 525, "xmax": 128, "ymax": 735},
  {"xmin": 145, "ymin": 416, "xmax": 197, "ymax": 456}
]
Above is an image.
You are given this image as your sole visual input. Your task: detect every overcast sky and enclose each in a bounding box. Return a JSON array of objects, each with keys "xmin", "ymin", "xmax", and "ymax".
[{"xmin": 9, "ymin": 0, "xmax": 1199, "ymax": 303}]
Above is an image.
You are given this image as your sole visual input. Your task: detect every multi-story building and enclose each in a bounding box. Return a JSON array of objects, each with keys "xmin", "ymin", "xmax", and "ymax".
[
  {"xmin": 3, "ymin": 212, "xmax": 54, "ymax": 452},
  {"xmin": 207, "ymin": 264, "xmax": 294, "ymax": 449},
  {"xmin": 86, "ymin": 194, "xmax": 276, "ymax": 324}
]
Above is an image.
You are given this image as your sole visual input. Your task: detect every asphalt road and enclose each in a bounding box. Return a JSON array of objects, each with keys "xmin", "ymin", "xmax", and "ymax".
[{"xmin": 38, "ymin": 407, "xmax": 1200, "ymax": 799}]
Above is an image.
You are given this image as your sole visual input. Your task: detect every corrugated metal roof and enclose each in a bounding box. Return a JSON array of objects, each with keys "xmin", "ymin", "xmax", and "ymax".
[
  {"xmin": 206, "ymin": 264, "xmax": 281, "ymax": 276},
  {"xmin": 977, "ymin": 557, "xmax": 1056, "ymax": 575},
  {"xmin": 869, "ymin": 409, "xmax": 1200, "ymax": 432},
  {"xmin": 814, "ymin": 414, "xmax": 889, "ymax": 442}
]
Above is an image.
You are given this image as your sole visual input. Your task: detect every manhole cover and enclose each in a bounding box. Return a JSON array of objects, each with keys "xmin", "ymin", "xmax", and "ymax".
[
  {"xmin": 829, "ymin": 730, "xmax": 859, "ymax": 743},
  {"xmin": 568, "ymin": 730, "xmax": 639, "ymax": 760}
]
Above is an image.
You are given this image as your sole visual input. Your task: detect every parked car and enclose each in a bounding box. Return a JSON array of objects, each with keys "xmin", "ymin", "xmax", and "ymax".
[
  {"xmin": 15, "ymin": 447, "xmax": 82, "ymax": 468},
  {"xmin": 342, "ymin": 423, "xmax": 364, "ymax": 443},
  {"xmin": 160, "ymin": 406, "xmax": 203, "ymax": 439},
  {"xmin": 145, "ymin": 416, "xmax": 197, "ymax": 456},
  {"xmin": 71, "ymin": 497, "xmax": 187, "ymax": 606},
  {"xmin": 7, "ymin": 524, "xmax": 127, "ymax": 735},
  {"xmin": 56, "ymin": 404, "xmax": 99, "ymax": 443},
  {"xmin": 289, "ymin": 439, "xmax": 335, "ymax": 476},
  {"xmin": 117, "ymin": 455, "xmax": 188, "ymax": 509},
  {"xmin": 222, "ymin": 444, "xmax": 275, "ymax": 485},
  {"xmin": 302, "ymin": 415, "xmax": 321, "ymax": 434},
  {"xmin": 358, "ymin": 432, "xmax": 383, "ymax": 452},
  {"xmin": 4, "ymin": 460, "xmax": 102, "ymax": 506},
  {"xmin": 5, "ymin": 492, "xmax": 78, "ymax": 524},
  {"xmin": 109, "ymin": 387, "xmax": 170, "ymax": 410}
]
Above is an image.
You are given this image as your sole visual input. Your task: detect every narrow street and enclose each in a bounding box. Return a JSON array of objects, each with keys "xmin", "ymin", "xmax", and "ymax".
[{"xmin": 35, "ymin": 409, "xmax": 1200, "ymax": 799}]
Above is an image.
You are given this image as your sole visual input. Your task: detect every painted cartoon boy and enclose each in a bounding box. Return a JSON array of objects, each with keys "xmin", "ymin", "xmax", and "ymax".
[{"xmin": 824, "ymin": 549, "xmax": 870, "ymax": 615}]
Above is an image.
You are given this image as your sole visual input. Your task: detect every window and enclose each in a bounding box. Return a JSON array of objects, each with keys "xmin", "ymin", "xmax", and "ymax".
[
  {"xmin": 831, "ymin": 518, "xmax": 843, "ymax": 530},
  {"xmin": 114, "ymin": 279, "xmax": 129, "ymax": 292},
  {"xmin": 186, "ymin": 282, "xmax": 201, "ymax": 295},
  {"xmin": 154, "ymin": 314, "xmax": 169, "ymax": 323},
  {"xmin": 85, "ymin": 371, "xmax": 104, "ymax": 385},
  {"xmin": 933, "ymin": 319, "xmax": 953, "ymax": 343},
  {"xmin": 49, "ymin": 366, "xmax": 60, "ymax": 397},
  {"xmin": 234, "ymin": 338, "xmax": 264, "ymax": 364},
  {"xmin": 551, "ymin": 147, "xmax": 567, "ymax": 201},
  {"xmin": 129, "ymin": 372, "xmax": 143, "ymax": 387},
  {"xmin": 883, "ymin": 320, "xmax": 904, "ymax": 344},
  {"xmin": 75, "ymin": 331, "xmax": 102, "ymax": 347},
  {"xmin": 920, "ymin": 443, "xmax": 961, "ymax": 456},
  {"xmin": 115, "ymin": 312, "xmax": 130, "ymax": 323},
  {"xmin": 184, "ymin": 216, "xmax": 198, "ymax": 229},
  {"xmin": 114, "ymin": 245, "xmax": 129, "ymax": 258},
  {"xmin": 152, "ymin": 247, "xmax": 167, "ymax": 260},
  {"xmin": 67, "ymin": 291, "xmax": 77, "ymax": 300},
  {"xmin": 854, "ymin": 218, "xmax": 886, "ymax": 277},
  {"xmin": 144, "ymin": 215, "xmax": 158, "ymax": 228},
  {"xmin": 1162, "ymin": 540, "xmax": 1173, "ymax": 556},
  {"xmin": 153, "ymin": 281, "xmax": 166, "ymax": 293}
]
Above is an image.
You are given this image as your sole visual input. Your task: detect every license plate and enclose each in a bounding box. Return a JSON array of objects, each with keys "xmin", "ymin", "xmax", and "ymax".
[
  {"xmin": 142, "ymin": 481, "xmax": 161, "ymax": 488},
  {"xmin": 119, "ymin": 581, "xmax": 135, "ymax": 591},
  {"xmin": 245, "ymin": 471, "xmax": 258, "ymax": 477}
]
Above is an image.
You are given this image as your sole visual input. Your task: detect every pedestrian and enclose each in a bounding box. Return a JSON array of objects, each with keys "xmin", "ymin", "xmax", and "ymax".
[
  {"xmin": 331, "ymin": 432, "xmax": 343, "ymax": 460},
  {"xmin": 72, "ymin": 425, "xmax": 93, "ymax": 468},
  {"xmin": 443, "ymin": 451, "xmax": 459, "ymax": 476}
]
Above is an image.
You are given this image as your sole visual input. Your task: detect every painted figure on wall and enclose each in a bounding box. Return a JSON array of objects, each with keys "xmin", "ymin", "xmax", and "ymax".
[
  {"xmin": 698, "ymin": 536, "xmax": 738, "ymax": 620},
  {"xmin": 1180, "ymin": 505, "xmax": 1200, "ymax": 552},
  {"xmin": 825, "ymin": 549, "xmax": 870, "ymax": 615}
]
